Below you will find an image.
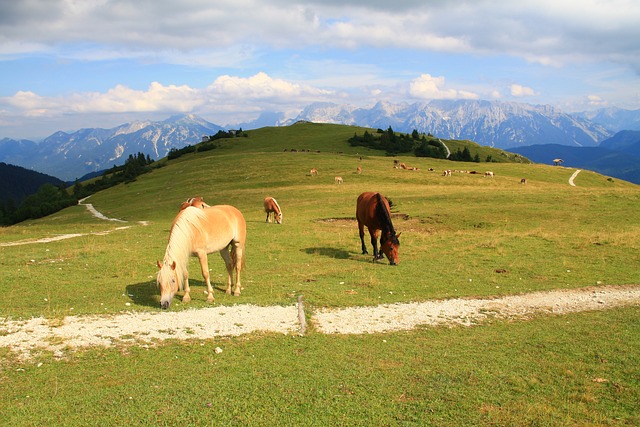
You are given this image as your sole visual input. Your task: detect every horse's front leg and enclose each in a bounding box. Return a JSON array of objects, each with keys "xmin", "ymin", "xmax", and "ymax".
[
  {"xmin": 182, "ymin": 269, "xmax": 191, "ymax": 303},
  {"xmin": 369, "ymin": 229, "xmax": 382, "ymax": 260},
  {"xmin": 196, "ymin": 250, "xmax": 215, "ymax": 303}
]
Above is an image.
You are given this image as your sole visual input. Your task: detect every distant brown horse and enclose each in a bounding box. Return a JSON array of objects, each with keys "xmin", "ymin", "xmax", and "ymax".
[
  {"xmin": 356, "ymin": 192, "xmax": 401, "ymax": 265},
  {"xmin": 309, "ymin": 168, "xmax": 318, "ymax": 176},
  {"xmin": 157, "ymin": 205, "xmax": 246, "ymax": 309},
  {"xmin": 263, "ymin": 196, "xmax": 282, "ymax": 224},
  {"xmin": 179, "ymin": 196, "xmax": 210, "ymax": 211}
]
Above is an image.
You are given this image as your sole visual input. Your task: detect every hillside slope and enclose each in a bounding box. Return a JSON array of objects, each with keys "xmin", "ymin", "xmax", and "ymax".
[{"xmin": 508, "ymin": 144, "xmax": 640, "ymax": 184}]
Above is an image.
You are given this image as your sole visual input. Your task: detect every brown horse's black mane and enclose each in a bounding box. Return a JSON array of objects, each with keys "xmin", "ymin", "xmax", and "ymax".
[{"xmin": 375, "ymin": 193, "xmax": 396, "ymax": 237}]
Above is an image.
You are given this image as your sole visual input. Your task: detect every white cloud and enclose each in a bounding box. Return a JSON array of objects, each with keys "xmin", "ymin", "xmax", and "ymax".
[
  {"xmin": 409, "ymin": 74, "xmax": 478, "ymax": 100},
  {"xmin": 510, "ymin": 84, "xmax": 536, "ymax": 97},
  {"xmin": 0, "ymin": 72, "xmax": 336, "ymax": 122},
  {"xmin": 207, "ymin": 72, "xmax": 332, "ymax": 101}
]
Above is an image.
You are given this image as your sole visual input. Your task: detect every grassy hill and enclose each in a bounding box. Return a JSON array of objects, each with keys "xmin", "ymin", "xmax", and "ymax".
[{"xmin": 1, "ymin": 123, "xmax": 639, "ymax": 425}]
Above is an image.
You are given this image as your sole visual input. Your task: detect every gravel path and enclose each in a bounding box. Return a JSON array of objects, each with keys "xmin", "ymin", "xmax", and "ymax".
[
  {"xmin": 1, "ymin": 285, "xmax": 638, "ymax": 360},
  {"xmin": 569, "ymin": 169, "xmax": 582, "ymax": 186}
]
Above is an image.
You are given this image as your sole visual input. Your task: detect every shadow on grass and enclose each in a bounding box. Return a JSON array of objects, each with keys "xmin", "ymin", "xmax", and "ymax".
[
  {"xmin": 125, "ymin": 281, "xmax": 159, "ymax": 308},
  {"xmin": 303, "ymin": 247, "xmax": 353, "ymax": 260},
  {"xmin": 126, "ymin": 279, "xmax": 232, "ymax": 309}
]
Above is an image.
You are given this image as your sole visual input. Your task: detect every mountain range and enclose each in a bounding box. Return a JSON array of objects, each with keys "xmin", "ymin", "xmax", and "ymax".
[
  {"xmin": 0, "ymin": 100, "xmax": 639, "ymax": 182},
  {"xmin": 0, "ymin": 114, "xmax": 222, "ymax": 181}
]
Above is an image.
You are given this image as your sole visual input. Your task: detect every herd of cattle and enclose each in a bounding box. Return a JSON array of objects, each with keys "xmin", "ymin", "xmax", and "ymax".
[{"xmin": 304, "ymin": 159, "xmax": 528, "ymax": 186}]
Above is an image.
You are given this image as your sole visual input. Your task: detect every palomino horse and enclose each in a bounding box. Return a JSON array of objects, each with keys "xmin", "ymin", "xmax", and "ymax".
[
  {"xmin": 356, "ymin": 192, "xmax": 401, "ymax": 265},
  {"xmin": 179, "ymin": 196, "xmax": 210, "ymax": 211},
  {"xmin": 156, "ymin": 205, "xmax": 246, "ymax": 309},
  {"xmin": 263, "ymin": 196, "xmax": 282, "ymax": 224}
]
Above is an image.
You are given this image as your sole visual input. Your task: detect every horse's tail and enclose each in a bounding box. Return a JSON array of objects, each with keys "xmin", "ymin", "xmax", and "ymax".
[{"xmin": 231, "ymin": 243, "xmax": 246, "ymax": 270}]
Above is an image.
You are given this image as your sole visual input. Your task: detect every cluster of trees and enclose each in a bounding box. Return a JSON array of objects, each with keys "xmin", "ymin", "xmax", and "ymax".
[
  {"xmin": 0, "ymin": 153, "xmax": 154, "ymax": 226},
  {"xmin": 169, "ymin": 129, "xmax": 249, "ymax": 160},
  {"xmin": 1, "ymin": 183, "xmax": 76, "ymax": 225},
  {"xmin": 72, "ymin": 153, "xmax": 154, "ymax": 200},
  {"xmin": 348, "ymin": 127, "xmax": 430, "ymax": 155},
  {"xmin": 349, "ymin": 127, "xmax": 490, "ymax": 162}
]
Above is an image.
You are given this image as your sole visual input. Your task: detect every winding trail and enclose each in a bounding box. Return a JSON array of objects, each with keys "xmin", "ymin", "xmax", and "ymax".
[
  {"xmin": 569, "ymin": 169, "xmax": 582, "ymax": 186},
  {"xmin": 438, "ymin": 139, "xmax": 451, "ymax": 158},
  {"xmin": 79, "ymin": 196, "xmax": 128, "ymax": 222},
  {"xmin": 0, "ymin": 197, "xmax": 140, "ymax": 247}
]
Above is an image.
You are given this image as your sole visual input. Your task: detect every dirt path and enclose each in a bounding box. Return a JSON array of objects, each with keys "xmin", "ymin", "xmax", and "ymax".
[
  {"xmin": 569, "ymin": 169, "xmax": 582, "ymax": 186},
  {"xmin": 1, "ymin": 285, "xmax": 638, "ymax": 360}
]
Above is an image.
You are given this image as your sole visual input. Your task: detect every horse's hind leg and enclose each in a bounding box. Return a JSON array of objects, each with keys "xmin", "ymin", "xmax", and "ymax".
[
  {"xmin": 196, "ymin": 250, "xmax": 215, "ymax": 303},
  {"xmin": 358, "ymin": 221, "xmax": 368, "ymax": 254},
  {"xmin": 229, "ymin": 241, "xmax": 244, "ymax": 296},
  {"xmin": 220, "ymin": 246, "xmax": 236, "ymax": 295}
]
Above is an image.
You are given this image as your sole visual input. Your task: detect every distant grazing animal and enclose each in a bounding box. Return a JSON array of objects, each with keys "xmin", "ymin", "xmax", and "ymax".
[
  {"xmin": 520, "ymin": 178, "xmax": 527, "ymax": 184},
  {"xmin": 179, "ymin": 196, "xmax": 210, "ymax": 211},
  {"xmin": 553, "ymin": 158, "xmax": 564, "ymax": 166},
  {"xmin": 399, "ymin": 162, "xmax": 407, "ymax": 169},
  {"xmin": 485, "ymin": 171, "xmax": 494, "ymax": 178},
  {"xmin": 335, "ymin": 176, "xmax": 343, "ymax": 184},
  {"xmin": 356, "ymin": 192, "xmax": 401, "ymax": 265},
  {"xmin": 156, "ymin": 205, "xmax": 246, "ymax": 309},
  {"xmin": 263, "ymin": 196, "xmax": 282, "ymax": 224},
  {"xmin": 310, "ymin": 168, "xmax": 318, "ymax": 176},
  {"xmin": 442, "ymin": 170, "xmax": 452, "ymax": 176},
  {"xmin": 356, "ymin": 166, "xmax": 362, "ymax": 174}
]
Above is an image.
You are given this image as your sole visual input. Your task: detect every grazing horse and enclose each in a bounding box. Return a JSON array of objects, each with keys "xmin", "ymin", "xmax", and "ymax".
[
  {"xmin": 309, "ymin": 168, "xmax": 318, "ymax": 176},
  {"xmin": 335, "ymin": 176, "xmax": 343, "ymax": 184},
  {"xmin": 179, "ymin": 196, "xmax": 210, "ymax": 211},
  {"xmin": 156, "ymin": 205, "xmax": 246, "ymax": 309},
  {"xmin": 356, "ymin": 166, "xmax": 362, "ymax": 174},
  {"xmin": 484, "ymin": 171, "xmax": 494, "ymax": 178},
  {"xmin": 263, "ymin": 196, "xmax": 283, "ymax": 224},
  {"xmin": 356, "ymin": 192, "xmax": 401, "ymax": 265}
]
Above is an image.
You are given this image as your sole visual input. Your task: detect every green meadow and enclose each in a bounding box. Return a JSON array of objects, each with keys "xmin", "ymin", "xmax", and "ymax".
[{"xmin": 1, "ymin": 123, "xmax": 639, "ymax": 425}]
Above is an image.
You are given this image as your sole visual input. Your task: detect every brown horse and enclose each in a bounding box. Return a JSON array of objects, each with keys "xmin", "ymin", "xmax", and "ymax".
[
  {"xmin": 356, "ymin": 192, "xmax": 401, "ymax": 265},
  {"xmin": 179, "ymin": 196, "xmax": 210, "ymax": 211},
  {"xmin": 263, "ymin": 196, "xmax": 282, "ymax": 224},
  {"xmin": 157, "ymin": 205, "xmax": 246, "ymax": 309}
]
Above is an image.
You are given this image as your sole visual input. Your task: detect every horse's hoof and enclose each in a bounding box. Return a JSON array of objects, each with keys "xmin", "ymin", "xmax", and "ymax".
[
  {"xmin": 233, "ymin": 291, "xmax": 241, "ymax": 297},
  {"xmin": 182, "ymin": 295, "xmax": 191, "ymax": 303},
  {"xmin": 206, "ymin": 296, "xmax": 215, "ymax": 303}
]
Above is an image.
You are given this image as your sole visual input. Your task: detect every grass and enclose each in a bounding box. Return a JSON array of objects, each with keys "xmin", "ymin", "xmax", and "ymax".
[
  {"xmin": 1, "ymin": 307, "xmax": 638, "ymax": 425},
  {"xmin": 1, "ymin": 123, "xmax": 639, "ymax": 424}
]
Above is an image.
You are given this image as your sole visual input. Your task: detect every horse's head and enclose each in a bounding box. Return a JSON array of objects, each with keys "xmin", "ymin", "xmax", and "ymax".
[
  {"xmin": 380, "ymin": 232, "xmax": 401, "ymax": 265},
  {"xmin": 156, "ymin": 260, "xmax": 179, "ymax": 309},
  {"xmin": 276, "ymin": 212, "xmax": 283, "ymax": 224}
]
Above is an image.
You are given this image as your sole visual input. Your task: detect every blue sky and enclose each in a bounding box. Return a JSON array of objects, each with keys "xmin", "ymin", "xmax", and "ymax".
[{"xmin": 1, "ymin": 0, "xmax": 639, "ymax": 139}]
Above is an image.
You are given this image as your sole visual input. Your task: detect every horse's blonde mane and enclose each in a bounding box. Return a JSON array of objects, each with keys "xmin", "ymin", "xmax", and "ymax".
[
  {"xmin": 161, "ymin": 207, "xmax": 207, "ymax": 290},
  {"xmin": 271, "ymin": 197, "xmax": 281, "ymax": 214}
]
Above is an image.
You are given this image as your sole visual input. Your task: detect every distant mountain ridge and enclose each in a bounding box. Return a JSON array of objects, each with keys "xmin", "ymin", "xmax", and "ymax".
[
  {"xmin": 1, "ymin": 101, "xmax": 639, "ymax": 182},
  {"xmin": 286, "ymin": 100, "xmax": 616, "ymax": 149},
  {"xmin": 0, "ymin": 114, "xmax": 223, "ymax": 181}
]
